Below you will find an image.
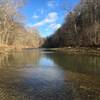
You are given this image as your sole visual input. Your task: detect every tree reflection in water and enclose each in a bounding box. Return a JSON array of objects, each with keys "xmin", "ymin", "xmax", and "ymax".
[{"xmin": 0, "ymin": 50, "xmax": 100, "ymax": 100}]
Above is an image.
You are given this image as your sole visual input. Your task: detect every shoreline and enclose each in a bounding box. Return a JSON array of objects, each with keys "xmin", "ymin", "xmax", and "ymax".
[
  {"xmin": 47, "ymin": 47, "xmax": 100, "ymax": 56},
  {"xmin": 0, "ymin": 45, "xmax": 37, "ymax": 54},
  {"xmin": 0, "ymin": 45, "xmax": 100, "ymax": 56}
]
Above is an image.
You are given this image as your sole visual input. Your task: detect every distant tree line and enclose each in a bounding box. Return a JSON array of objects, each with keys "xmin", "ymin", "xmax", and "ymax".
[
  {"xmin": 0, "ymin": 0, "xmax": 41, "ymax": 48},
  {"xmin": 44, "ymin": 0, "xmax": 100, "ymax": 48}
]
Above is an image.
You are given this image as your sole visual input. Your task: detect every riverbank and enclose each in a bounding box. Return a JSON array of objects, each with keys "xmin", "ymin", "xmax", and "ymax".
[
  {"xmin": 0, "ymin": 45, "xmax": 100, "ymax": 56},
  {"xmin": 0, "ymin": 45, "xmax": 35, "ymax": 54},
  {"xmin": 47, "ymin": 47, "xmax": 100, "ymax": 56},
  {"xmin": 0, "ymin": 45, "xmax": 14, "ymax": 54}
]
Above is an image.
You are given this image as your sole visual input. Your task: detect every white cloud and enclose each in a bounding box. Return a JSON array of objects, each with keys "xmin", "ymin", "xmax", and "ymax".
[
  {"xmin": 33, "ymin": 12, "xmax": 58, "ymax": 27},
  {"xmin": 48, "ymin": 1, "xmax": 54, "ymax": 7},
  {"xmin": 47, "ymin": 0, "xmax": 58, "ymax": 8},
  {"xmin": 49, "ymin": 23, "xmax": 61, "ymax": 30},
  {"xmin": 46, "ymin": 12, "xmax": 58, "ymax": 22},
  {"xmin": 32, "ymin": 15, "xmax": 39, "ymax": 19},
  {"xmin": 26, "ymin": 23, "xmax": 34, "ymax": 27}
]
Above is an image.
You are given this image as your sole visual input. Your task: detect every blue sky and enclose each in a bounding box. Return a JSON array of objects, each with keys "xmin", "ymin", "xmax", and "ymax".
[{"xmin": 21, "ymin": 0, "xmax": 80, "ymax": 37}]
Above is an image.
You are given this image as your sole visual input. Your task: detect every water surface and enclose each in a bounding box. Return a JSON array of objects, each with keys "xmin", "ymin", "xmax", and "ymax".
[{"xmin": 0, "ymin": 49, "xmax": 100, "ymax": 100}]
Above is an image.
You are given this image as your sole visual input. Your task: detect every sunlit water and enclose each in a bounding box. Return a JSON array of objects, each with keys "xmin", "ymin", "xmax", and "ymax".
[{"xmin": 0, "ymin": 49, "xmax": 100, "ymax": 100}]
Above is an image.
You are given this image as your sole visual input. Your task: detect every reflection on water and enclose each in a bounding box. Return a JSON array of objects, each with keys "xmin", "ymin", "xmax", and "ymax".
[
  {"xmin": 0, "ymin": 49, "xmax": 100, "ymax": 100},
  {"xmin": 0, "ymin": 50, "xmax": 41, "ymax": 69},
  {"xmin": 47, "ymin": 53, "xmax": 100, "ymax": 75}
]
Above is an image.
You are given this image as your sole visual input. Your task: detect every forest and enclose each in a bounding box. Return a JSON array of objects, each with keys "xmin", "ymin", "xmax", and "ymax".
[
  {"xmin": 44, "ymin": 0, "xmax": 100, "ymax": 48},
  {"xmin": 0, "ymin": 0, "xmax": 100, "ymax": 49},
  {"xmin": 0, "ymin": 0, "xmax": 100, "ymax": 100},
  {"xmin": 0, "ymin": 0, "xmax": 41, "ymax": 48}
]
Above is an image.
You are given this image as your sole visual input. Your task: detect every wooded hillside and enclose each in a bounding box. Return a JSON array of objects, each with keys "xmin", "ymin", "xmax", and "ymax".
[
  {"xmin": 44, "ymin": 0, "xmax": 100, "ymax": 48},
  {"xmin": 0, "ymin": 0, "xmax": 41, "ymax": 48}
]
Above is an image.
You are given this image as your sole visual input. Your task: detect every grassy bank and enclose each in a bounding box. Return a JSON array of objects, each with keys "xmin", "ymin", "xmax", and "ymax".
[{"xmin": 48, "ymin": 47, "xmax": 100, "ymax": 56}]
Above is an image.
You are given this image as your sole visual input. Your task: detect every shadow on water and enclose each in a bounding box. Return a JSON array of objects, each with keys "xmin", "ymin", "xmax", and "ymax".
[
  {"xmin": 46, "ymin": 52, "xmax": 100, "ymax": 100},
  {"xmin": 46, "ymin": 53, "xmax": 100, "ymax": 75},
  {"xmin": 0, "ymin": 49, "xmax": 100, "ymax": 100}
]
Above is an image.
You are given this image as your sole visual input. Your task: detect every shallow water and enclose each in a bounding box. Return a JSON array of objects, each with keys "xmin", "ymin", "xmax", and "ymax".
[{"xmin": 0, "ymin": 49, "xmax": 100, "ymax": 100}]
